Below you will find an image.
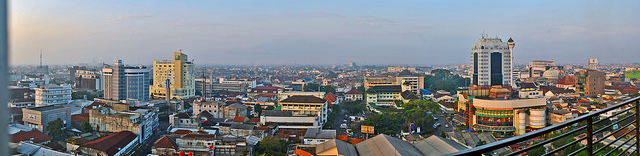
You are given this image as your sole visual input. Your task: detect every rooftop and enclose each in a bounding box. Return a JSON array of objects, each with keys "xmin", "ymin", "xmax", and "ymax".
[
  {"xmin": 25, "ymin": 105, "xmax": 66, "ymax": 112},
  {"xmin": 281, "ymin": 95, "xmax": 327, "ymax": 103},
  {"xmin": 81, "ymin": 131, "xmax": 137, "ymax": 156}
]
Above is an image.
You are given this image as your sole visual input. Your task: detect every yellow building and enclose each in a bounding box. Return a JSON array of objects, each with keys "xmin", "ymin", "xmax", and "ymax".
[{"xmin": 150, "ymin": 52, "xmax": 196, "ymax": 100}]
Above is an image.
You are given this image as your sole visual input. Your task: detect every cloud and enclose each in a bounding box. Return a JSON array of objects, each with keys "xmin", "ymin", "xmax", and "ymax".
[{"xmin": 105, "ymin": 14, "xmax": 152, "ymax": 24}]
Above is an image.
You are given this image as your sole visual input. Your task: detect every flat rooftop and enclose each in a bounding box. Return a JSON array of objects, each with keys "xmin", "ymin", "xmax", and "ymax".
[{"xmin": 26, "ymin": 105, "xmax": 65, "ymax": 112}]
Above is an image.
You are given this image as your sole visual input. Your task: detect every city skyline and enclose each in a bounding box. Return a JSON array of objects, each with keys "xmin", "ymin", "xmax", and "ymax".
[{"xmin": 10, "ymin": 1, "xmax": 640, "ymax": 65}]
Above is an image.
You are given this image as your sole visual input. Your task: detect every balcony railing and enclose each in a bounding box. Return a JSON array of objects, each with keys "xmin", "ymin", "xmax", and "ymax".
[{"xmin": 446, "ymin": 96, "xmax": 640, "ymax": 156}]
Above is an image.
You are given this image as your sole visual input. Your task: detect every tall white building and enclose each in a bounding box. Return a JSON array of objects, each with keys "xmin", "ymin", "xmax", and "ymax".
[
  {"xmin": 471, "ymin": 35, "xmax": 515, "ymax": 87},
  {"xmin": 34, "ymin": 84, "xmax": 72, "ymax": 106}
]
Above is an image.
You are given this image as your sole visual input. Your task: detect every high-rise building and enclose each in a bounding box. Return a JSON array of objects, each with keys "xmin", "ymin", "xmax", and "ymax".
[
  {"xmin": 67, "ymin": 66, "xmax": 87, "ymax": 82},
  {"xmin": 576, "ymin": 69, "xmax": 605, "ymax": 97},
  {"xmin": 75, "ymin": 70, "xmax": 102, "ymax": 91},
  {"xmin": 102, "ymin": 60, "xmax": 150, "ymax": 101},
  {"xmin": 150, "ymin": 52, "xmax": 196, "ymax": 100},
  {"xmin": 470, "ymin": 35, "xmax": 514, "ymax": 87}
]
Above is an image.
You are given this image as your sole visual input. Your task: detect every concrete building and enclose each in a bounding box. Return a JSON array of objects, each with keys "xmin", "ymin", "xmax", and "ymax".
[
  {"xmin": 192, "ymin": 100, "xmax": 224, "ymax": 118},
  {"xmin": 260, "ymin": 110, "xmax": 321, "ymax": 129},
  {"xmin": 67, "ymin": 66, "xmax": 87, "ymax": 82},
  {"xmin": 456, "ymin": 92, "xmax": 547, "ymax": 136},
  {"xmin": 75, "ymin": 69, "xmax": 102, "ymax": 91},
  {"xmin": 151, "ymin": 52, "xmax": 196, "ymax": 100},
  {"xmin": 303, "ymin": 128, "xmax": 336, "ymax": 145},
  {"xmin": 211, "ymin": 78, "xmax": 255, "ymax": 93},
  {"xmin": 576, "ymin": 69, "xmax": 605, "ymax": 97},
  {"xmin": 22, "ymin": 105, "xmax": 72, "ymax": 134},
  {"xmin": 364, "ymin": 75, "xmax": 424, "ymax": 96},
  {"xmin": 176, "ymin": 133, "xmax": 216, "ymax": 155},
  {"xmin": 89, "ymin": 107, "xmax": 158, "ymax": 143},
  {"xmin": 344, "ymin": 89, "xmax": 363, "ymax": 101},
  {"xmin": 80, "ymin": 131, "xmax": 138, "ymax": 156},
  {"xmin": 34, "ymin": 84, "xmax": 72, "ymax": 106},
  {"xmin": 280, "ymin": 95, "xmax": 328, "ymax": 125},
  {"xmin": 470, "ymin": 35, "xmax": 514, "ymax": 87},
  {"xmin": 278, "ymin": 92, "xmax": 325, "ymax": 102},
  {"xmin": 102, "ymin": 59, "xmax": 150, "ymax": 101},
  {"xmin": 223, "ymin": 103, "xmax": 248, "ymax": 120}
]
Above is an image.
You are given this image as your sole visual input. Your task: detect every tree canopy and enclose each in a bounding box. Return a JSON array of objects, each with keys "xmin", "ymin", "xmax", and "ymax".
[
  {"xmin": 424, "ymin": 69, "xmax": 470, "ymax": 93},
  {"xmin": 363, "ymin": 100, "xmax": 440, "ymax": 134},
  {"xmin": 46, "ymin": 118, "xmax": 65, "ymax": 138},
  {"xmin": 322, "ymin": 85, "xmax": 336, "ymax": 94},
  {"xmin": 254, "ymin": 136, "xmax": 290, "ymax": 156}
]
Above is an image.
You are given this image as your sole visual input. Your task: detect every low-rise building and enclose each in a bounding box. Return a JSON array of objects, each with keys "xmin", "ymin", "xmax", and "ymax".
[
  {"xmin": 152, "ymin": 136, "xmax": 179, "ymax": 156},
  {"xmin": 260, "ymin": 110, "xmax": 321, "ymax": 129},
  {"xmin": 344, "ymin": 89, "xmax": 363, "ymax": 101},
  {"xmin": 193, "ymin": 100, "xmax": 224, "ymax": 118},
  {"xmin": 303, "ymin": 128, "xmax": 336, "ymax": 145},
  {"xmin": 176, "ymin": 133, "xmax": 216, "ymax": 155},
  {"xmin": 280, "ymin": 95, "xmax": 328, "ymax": 125},
  {"xmin": 89, "ymin": 107, "xmax": 158, "ymax": 143},
  {"xmin": 549, "ymin": 109, "xmax": 573, "ymax": 125},
  {"xmin": 22, "ymin": 105, "xmax": 72, "ymax": 134},
  {"xmin": 80, "ymin": 131, "xmax": 138, "ymax": 156},
  {"xmin": 223, "ymin": 103, "xmax": 248, "ymax": 120},
  {"xmin": 34, "ymin": 84, "xmax": 72, "ymax": 106}
]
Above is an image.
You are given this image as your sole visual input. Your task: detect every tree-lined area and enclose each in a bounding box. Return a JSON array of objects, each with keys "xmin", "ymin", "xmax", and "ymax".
[
  {"xmin": 363, "ymin": 100, "xmax": 440, "ymax": 135},
  {"xmin": 424, "ymin": 69, "xmax": 470, "ymax": 94}
]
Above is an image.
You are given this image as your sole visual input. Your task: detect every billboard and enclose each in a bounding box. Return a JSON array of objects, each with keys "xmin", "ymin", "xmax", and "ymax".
[{"xmin": 589, "ymin": 58, "xmax": 598, "ymax": 65}]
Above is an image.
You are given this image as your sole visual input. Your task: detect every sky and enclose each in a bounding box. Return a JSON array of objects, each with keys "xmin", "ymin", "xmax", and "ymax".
[{"xmin": 9, "ymin": 0, "xmax": 640, "ymax": 65}]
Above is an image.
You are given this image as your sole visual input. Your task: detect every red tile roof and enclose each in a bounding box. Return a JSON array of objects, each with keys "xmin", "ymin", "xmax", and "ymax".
[
  {"xmin": 81, "ymin": 131, "xmax": 137, "ymax": 156},
  {"xmin": 171, "ymin": 130, "xmax": 192, "ymax": 135},
  {"xmin": 324, "ymin": 93, "xmax": 336, "ymax": 102},
  {"xmin": 248, "ymin": 118, "xmax": 260, "ymax": 123},
  {"xmin": 252, "ymin": 86, "xmax": 283, "ymax": 90},
  {"xmin": 345, "ymin": 89, "xmax": 362, "ymax": 95},
  {"xmin": 152, "ymin": 136, "xmax": 178, "ymax": 149},
  {"xmin": 557, "ymin": 75, "xmax": 578, "ymax": 85},
  {"xmin": 72, "ymin": 113, "xmax": 89, "ymax": 123},
  {"xmin": 296, "ymin": 149, "xmax": 312, "ymax": 156},
  {"xmin": 233, "ymin": 116, "xmax": 247, "ymax": 122},
  {"xmin": 11, "ymin": 130, "xmax": 53, "ymax": 143},
  {"xmin": 181, "ymin": 133, "xmax": 216, "ymax": 139}
]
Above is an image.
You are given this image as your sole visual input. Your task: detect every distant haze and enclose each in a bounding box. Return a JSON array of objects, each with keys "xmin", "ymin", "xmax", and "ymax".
[{"xmin": 10, "ymin": 1, "xmax": 640, "ymax": 65}]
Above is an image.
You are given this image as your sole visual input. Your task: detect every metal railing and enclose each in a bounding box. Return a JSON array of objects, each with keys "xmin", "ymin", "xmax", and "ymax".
[{"xmin": 447, "ymin": 96, "xmax": 640, "ymax": 156}]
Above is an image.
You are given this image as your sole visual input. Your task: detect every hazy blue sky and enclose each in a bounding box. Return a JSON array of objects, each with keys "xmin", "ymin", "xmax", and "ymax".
[{"xmin": 9, "ymin": 0, "xmax": 640, "ymax": 65}]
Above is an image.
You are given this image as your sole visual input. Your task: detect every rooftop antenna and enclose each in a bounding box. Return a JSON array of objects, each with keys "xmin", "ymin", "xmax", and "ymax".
[
  {"xmin": 482, "ymin": 30, "xmax": 485, "ymax": 39},
  {"xmin": 39, "ymin": 49, "xmax": 42, "ymax": 66}
]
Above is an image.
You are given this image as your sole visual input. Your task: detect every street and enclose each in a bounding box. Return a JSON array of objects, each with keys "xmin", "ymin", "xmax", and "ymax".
[
  {"xmin": 432, "ymin": 113, "xmax": 454, "ymax": 136},
  {"xmin": 332, "ymin": 110, "xmax": 348, "ymax": 134}
]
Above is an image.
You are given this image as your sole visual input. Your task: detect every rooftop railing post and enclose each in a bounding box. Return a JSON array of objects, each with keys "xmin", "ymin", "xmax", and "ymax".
[
  {"xmin": 587, "ymin": 117, "xmax": 593, "ymax": 156},
  {"xmin": 636, "ymin": 100, "xmax": 639, "ymax": 155}
]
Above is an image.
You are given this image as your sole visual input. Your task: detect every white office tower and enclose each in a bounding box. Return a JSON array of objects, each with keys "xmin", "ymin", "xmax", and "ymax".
[{"xmin": 470, "ymin": 34, "xmax": 515, "ymax": 87}]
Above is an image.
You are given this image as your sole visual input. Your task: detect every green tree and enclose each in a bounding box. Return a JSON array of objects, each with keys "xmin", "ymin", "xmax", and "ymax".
[
  {"xmin": 440, "ymin": 131, "xmax": 446, "ymax": 138},
  {"xmin": 254, "ymin": 136, "xmax": 290, "ymax": 156},
  {"xmin": 343, "ymin": 100, "xmax": 366, "ymax": 115},
  {"xmin": 46, "ymin": 118, "xmax": 64, "ymax": 138},
  {"xmin": 255, "ymin": 104, "xmax": 262, "ymax": 116},
  {"xmin": 528, "ymin": 141, "xmax": 546, "ymax": 156},
  {"xmin": 71, "ymin": 91, "xmax": 98, "ymax": 100},
  {"xmin": 322, "ymin": 85, "xmax": 336, "ymax": 94},
  {"xmin": 81, "ymin": 120, "xmax": 93, "ymax": 132},
  {"xmin": 398, "ymin": 69, "xmax": 412, "ymax": 76},
  {"xmin": 266, "ymin": 106, "xmax": 275, "ymax": 110},
  {"xmin": 305, "ymin": 83, "xmax": 320, "ymax": 92}
]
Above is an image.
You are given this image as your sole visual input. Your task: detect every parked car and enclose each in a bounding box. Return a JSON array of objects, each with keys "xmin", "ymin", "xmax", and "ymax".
[{"xmin": 340, "ymin": 123, "xmax": 347, "ymax": 129}]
